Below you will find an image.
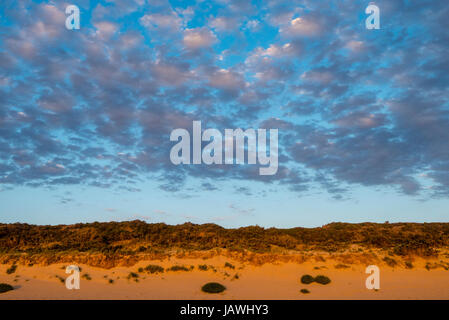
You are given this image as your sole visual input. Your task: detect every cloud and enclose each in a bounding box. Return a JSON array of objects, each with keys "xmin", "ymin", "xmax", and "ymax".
[
  {"xmin": 183, "ymin": 27, "xmax": 217, "ymax": 50},
  {"xmin": 0, "ymin": 0, "xmax": 448, "ymax": 201},
  {"xmin": 280, "ymin": 14, "xmax": 325, "ymax": 37},
  {"xmin": 140, "ymin": 11, "xmax": 182, "ymax": 32}
]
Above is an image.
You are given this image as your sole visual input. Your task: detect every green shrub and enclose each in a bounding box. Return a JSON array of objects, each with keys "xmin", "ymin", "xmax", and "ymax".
[
  {"xmin": 201, "ymin": 282, "xmax": 226, "ymax": 294},
  {"xmin": 314, "ymin": 275, "xmax": 331, "ymax": 285},
  {"xmin": 0, "ymin": 283, "xmax": 14, "ymax": 293},
  {"xmin": 6, "ymin": 265, "xmax": 17, "ymax": 274},
  {"xmin": 405, "ymin": 261, "xmax": 413, "ymax": 269},
  {"xmin": 301, "ymin": 274, "xmax": 314, "ymax": 284},
  {"xmin": 108, "ymin": 279, "xmax": 114, "ymax": 284},
  {"xmin": 127, "ymin": 272, "xmax": 139, "ymax": 279},
  {"xmin": 300, "ymin": 289, "xmax": 310, "ymax": 294},
  {"xmin": 224, "ymin": 262, "xmax": 235, "ymax": 269},
  {"xmin": 138, "ymin": 267, "xmax": 144, "ymax": 273},
  {"xmin": 144, "ymin": 264, "xmax": 164, "ymax": 274}
]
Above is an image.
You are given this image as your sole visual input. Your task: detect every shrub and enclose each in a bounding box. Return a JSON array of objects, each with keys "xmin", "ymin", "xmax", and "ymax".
[
  {"xmin": 144, "ymin": 264, "xmax": 164, "ymax": 274},
  {"xmin": 301, "ymin": 274, "xmax": 314, "ymax": 284},
  {"xmin": 81, "ymin": 274, "xmax": 92, "ymax": 280},
  {"xmin": 6, "ymin": 265, "xmax": 17, "ymax": 274},
  {"xmin": 405, "ymin": 261, "xmax": 413, "ymax": 269},
  {"xmin": 224, "ymin": 262, "xmax": 235, "ymax": 269},
  {"xmin": 108, "ymin": 279, "xmax": 114, "ymax": 284},
  {"xmin": 201, "ymin": 282, "xmax": 226, "ymax": 294},
  {"xmin": 138, "ymin": 267, "xmax": 144, "ymax": 273},
  {"xmin": 334, "ymin": 264, "xmax": 350, "ymax": 269},
  {"xmin": 198, "ymin": 264, "xmax": 209, "ymax": 271},
  {"xmin": 300, "ymin": 289, "xmax": 310, "ymax": 294},
  {"xmin": 314, "ymin": 275, "xmax": 331, "ymax": 285},
  {"xmin": 383, "ymin": 257, "xmax": 397, "ymax": 267},
  {"xmin": 127, "ymin": 272, "xmax": 139, "ymax": 279},
  {"xmin": 0, "ymin": 283, "xmax": 14, "ymax": 293},
  {"xmin": 168, "ymin": 265, "xmax": 189, "ymax": 272}
]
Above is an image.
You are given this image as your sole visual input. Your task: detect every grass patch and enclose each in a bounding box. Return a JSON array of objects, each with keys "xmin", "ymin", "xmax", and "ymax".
[
  {"xmin": 300, "ymin": 274, "xmax": 314, "ymax": 284},
  {"xmin": 0, "ymin": 283, "xmax": 14, "ymax": 293},
  {"xmin": 314, "ymin": 275, "xmax": 331, "ymax": 285},
  {"xmin": 6, "ymin": 265, "xmax": 17, "ymax": 274},
  {"xmin": 201, "ymin": 282, "xmax": 226, "ymax": 294},
  {"xmin": 144, "ymin": 264, "xmax": 164, "ymax": 274},
  {"xmin": 300, "ymin": 289, "xmax": 310, "ymax": 294}
]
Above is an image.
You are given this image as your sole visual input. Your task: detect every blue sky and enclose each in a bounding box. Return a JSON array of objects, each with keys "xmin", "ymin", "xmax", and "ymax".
[{"xmin": 1, "ymin": 0, "xmax": 449, "ymax": 227}]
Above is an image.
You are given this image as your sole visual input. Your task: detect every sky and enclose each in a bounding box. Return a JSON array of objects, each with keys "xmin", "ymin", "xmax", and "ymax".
[{"xmin": 0, "ymin": 0, "xmax": 449, "ymax": 228}]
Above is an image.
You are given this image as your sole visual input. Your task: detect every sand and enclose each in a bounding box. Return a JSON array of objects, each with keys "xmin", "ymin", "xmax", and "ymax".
[{"xmin": 0, "ymin": 255, "xmax": 448, "ymax": 300}]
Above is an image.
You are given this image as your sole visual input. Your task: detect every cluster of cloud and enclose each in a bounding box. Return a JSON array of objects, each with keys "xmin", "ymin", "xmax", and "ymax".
[{"xmin": 1, "ymin": 0, "xmax": 448, "ymax": 200}]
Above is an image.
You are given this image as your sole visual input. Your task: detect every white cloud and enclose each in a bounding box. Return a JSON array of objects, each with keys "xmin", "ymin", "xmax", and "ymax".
[
  {"xmin": 183, "ymin": 27, "xmax": 217, "ymax": 50},
  {"xmin": 281, "ymin": 16, "xmax": 323, "ymax": 37}
]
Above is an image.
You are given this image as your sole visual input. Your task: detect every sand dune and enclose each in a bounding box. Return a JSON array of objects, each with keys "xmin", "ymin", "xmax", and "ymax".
[{"xmin": 1, "ymin": 255, "xmax": 448, "ymax": 300}]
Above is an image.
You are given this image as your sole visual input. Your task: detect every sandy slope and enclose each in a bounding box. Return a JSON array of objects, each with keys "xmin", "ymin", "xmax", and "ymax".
[{"xmin": 0, "ymin": 256, "xmax": 448, "ymax": 300}]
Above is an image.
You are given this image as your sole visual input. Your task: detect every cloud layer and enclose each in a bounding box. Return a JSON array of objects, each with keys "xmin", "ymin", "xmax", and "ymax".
[{"xmin": 1, "ymin": 0, "xmax": 449, "ymax": 200}]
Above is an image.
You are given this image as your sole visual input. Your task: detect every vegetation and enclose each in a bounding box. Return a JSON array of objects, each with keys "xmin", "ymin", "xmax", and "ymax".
[
  {"xmin": 198, "ymin": 264, "xmax": 209, "ymax": 271},
  {"xmin": 334, "ymin": 264, "xmax": 350, "ymax": 269},
  {"xmin": 168, "ymin": 265, "xmax": 191, "ymax": 272},
  {"xmin": 144, "ymin": 264, "xmax": 164, "ymax": 274},
  {"xmin": 6, "ymin": 265, "xmax": 17, "ymax": 274},
  {"xmin": 0, "ymin": 283, "xmax": 14, "ymax": 293},
  {"xmin": 383, "ymin": 257, "xmax": 398, "ymax": 267},
  {"xmin": 0, "ymin": 221, "xmax": 447, "ymax": 266},
  {"xmin": 201, "ymin": 282, "xmax": 226, "ymax": 294},
  {"xmin": 301, "ymin": 274, "xmax": 331, "ymax": 285},
  {"xmin": 224, "ymin": 262, "xmax": 235, "ymax": 269},
  {"xmin": 314, "ymin": 275, "xmax": 331, "ymax": 285},
  {"xmin": 301, "ymin": 275, "xmax": 314, "ymax": 284},
  {"xmin": 81, "ymin": 274, "xmax": 92, "ymax": 280},
  {"xmin": 300, "ymin": 289, "xmax": 310, "ymax": 294}
]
